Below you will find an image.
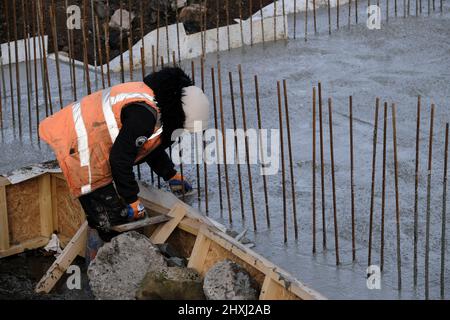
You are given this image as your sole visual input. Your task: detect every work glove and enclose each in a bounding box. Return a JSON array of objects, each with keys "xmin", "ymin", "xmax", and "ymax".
[
  {"xmin": 168, "ymin": 172, "xmax": 193, "ymax": 195},
  {"xmin": 126, "ymin": 200, "xmax": 146, "ymax": 221}
]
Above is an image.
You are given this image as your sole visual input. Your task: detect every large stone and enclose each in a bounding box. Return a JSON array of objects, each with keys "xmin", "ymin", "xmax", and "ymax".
[
  {"xmin": 136, "ymin": 267, "xmax": 204, "ymax": 300},
  {"xmin": 109, "ymin": 9, "xmax": 135, "ymax": 30},
  {"xmin": 178, "ymin": 4, "xmax": 206, "ymax": 34},
  {"xmin": 87, "ymin": 231, "xmax": 167, "ymax": 300},
  {"xmin": 203, "ymin": 260, "xmax": 259, "ymax": 300}
]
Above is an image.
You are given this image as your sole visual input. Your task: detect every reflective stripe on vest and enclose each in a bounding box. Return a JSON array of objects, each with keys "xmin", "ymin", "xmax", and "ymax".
[{"xmin": 72, "ymin": 101, "xmax": 92, "ymax": 194}]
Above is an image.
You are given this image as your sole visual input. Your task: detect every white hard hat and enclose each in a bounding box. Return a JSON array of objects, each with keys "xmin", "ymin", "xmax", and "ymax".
[{"xmin": 181, "ymin": 86, "xmax": 210, "ymax": 133}]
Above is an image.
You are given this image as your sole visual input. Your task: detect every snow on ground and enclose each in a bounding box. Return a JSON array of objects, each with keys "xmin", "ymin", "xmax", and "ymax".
[{"xmin": 1, "ymin": 0, "xmax": 449, "ymax": 299}]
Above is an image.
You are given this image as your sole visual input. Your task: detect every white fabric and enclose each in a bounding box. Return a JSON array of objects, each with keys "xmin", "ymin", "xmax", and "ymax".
[{"xmin": 181, "ymin": 86, "xmax": 210, "ymax": 133}]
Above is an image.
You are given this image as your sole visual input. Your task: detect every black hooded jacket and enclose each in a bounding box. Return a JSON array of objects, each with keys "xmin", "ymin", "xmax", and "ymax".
[{"xmin": 110, "ymin": 67, "xmax": 192, "ymax": 204}]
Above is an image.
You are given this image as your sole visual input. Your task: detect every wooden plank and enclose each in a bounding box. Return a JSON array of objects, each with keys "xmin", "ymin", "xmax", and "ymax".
[
  {"xmin": 0, "ymin": 176, "xmax": 11, "ymax": 187},
  {"xmin": 39, "ymin": 175, "xmax": 54, "ymax": 237},
  {"xmin": 0, "ymin": 236, "xmax": 49, "ymax": 258},
  {"xmin": 51, "ymin": 176, "xmax": 59, "ymax": 233},
  {"xmin": 0, "ymin": 186, "xmax": 9, "ymax": 251},
  {"xmin": 178, "ymin": 217, "xmax": 202, "ymax": 236},
  {"xmin": 187, "ymin": 228, "xmax": 212, "ymax": 270},
  {"xmin": 35, "ymin": 221, "xmax": 88, "ymax": 293},
  {"xmin": 111, "ymin": 215, "xmax": 172, "ymax": 233},
  {"xmin": 149, "ymin": 204, "xmax": 187, "ymax": 244}
]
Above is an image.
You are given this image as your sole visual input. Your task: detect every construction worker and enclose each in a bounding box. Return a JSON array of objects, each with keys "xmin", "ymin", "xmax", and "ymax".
[{"xmin": 39, "ymin": 67, "xmax": 210, "ymax": 240}]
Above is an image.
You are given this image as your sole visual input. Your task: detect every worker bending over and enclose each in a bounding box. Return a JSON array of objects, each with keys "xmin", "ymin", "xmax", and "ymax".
[{"xmin": 39, "ymin": 67, "xmax": 210, "ymax": 240}]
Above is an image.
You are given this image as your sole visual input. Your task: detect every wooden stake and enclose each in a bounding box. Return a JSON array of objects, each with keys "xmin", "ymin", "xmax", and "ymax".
[
  {"xmin": 368, "ymin": 98, "xmax": 380, "ymax": 267},
  {"xmin": 312, "ymin": 87, "xmax": 317, "ymax": 253},
  {"xmin": 318, "ymin": 82, "xmax": 327, "ymax": 248},
  {"xmin": 413, "ymin": 95, "xmax": 421, "ymax": 287},
  {"xmin": 239, "ymin": 65, "xmax": 257, "ymax": 230},
  {"xmin": 217, "ymin": 61, "xmax": 232, "ymax": 223},
  {"xmin": 441, "ymin": 123, "xmax": 448, "ymax": 300},
  {"xmin": 255, "ymin": 75, "xmax": 270, "ymax": 228},
  {"xmin": 425, "ymin": 104, "xmax": 434, "ymax": 299},
  {"xmin": 349, "ymin": 96, "xmax": 356, "ymax": 261},
  {"xmin": 328, "ymin": 98, "xmax": 340, "ymax": 265},
  {"xmin": 277, "ymin": 81, "xmax": 287, "ymax": 243},
  {"xmin": 211, "ymin": 67, "xmax": 223, "ymax": 212},
  {"xmin": 229, "ymin": 72, "xmax": 245, "ymax": 220},
  {"xmin": 380, "ymin": 102, "xmax": 388, "ymax": 271},
  {"xmin": 283, "ymin": 80, "xmax": 299, "ymax": 240},
  {"xmin": 391, "ymin": 103, "xmax": 402, "ymax": 290}
]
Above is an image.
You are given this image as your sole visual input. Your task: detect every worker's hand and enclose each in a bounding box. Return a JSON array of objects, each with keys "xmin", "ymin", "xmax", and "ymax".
[
  {"xmin": 168, "ymin": 173, "xmax": 193, "ymax": 194},
  {"xmin": 126, "ymin": 200, "xmax": 146, "ymax": 221}
]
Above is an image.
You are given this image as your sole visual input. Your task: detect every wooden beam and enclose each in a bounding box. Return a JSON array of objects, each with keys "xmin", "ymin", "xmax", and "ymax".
[
  {"xmin": 111, "ymin": 215, "xmax": 171, "ymax": 233},
  {"xmin": 0, "ymin": 186, "xmax": 9, "ymax": 251},
  {"xmin": 39, "ymin": 175, "xmax": 54, "ymax": 237},
  {"xmin": 35, "ymin": 221, "xmax": 88, "ymax": 294},
  {"xmin": 150, "ymin": 204, "xmax": 186, "ymax": 244},
  {"xmin": 0, "ymin": 176, "xmax": 11, "ymax": 187},
  {"xmin": 0, "ymin": 236, "xmax": 48, "ymax": 258},
  {"xmin": 187, "ymin": 228, "xmax": 212, "ymax": 270}
]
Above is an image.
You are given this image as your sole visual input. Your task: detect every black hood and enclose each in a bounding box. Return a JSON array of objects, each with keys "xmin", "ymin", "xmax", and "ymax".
[{"xmin": 143, "ymin": 67, "xmax": 193, "ymax": 143}]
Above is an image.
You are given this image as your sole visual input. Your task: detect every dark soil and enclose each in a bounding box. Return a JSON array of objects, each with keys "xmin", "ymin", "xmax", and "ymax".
[
  {"xmin": 0, "ymin": 0, "xmax": 274, "ymax": 65},
  {"xmin": 0, "ymin": 249, "xmax": 94, "ymax": 300}
]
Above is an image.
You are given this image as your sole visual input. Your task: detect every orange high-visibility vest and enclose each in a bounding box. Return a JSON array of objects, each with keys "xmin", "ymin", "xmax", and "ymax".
[{"xmin": 39, "ymin": 82, "xmax": 162, "ymax": 198}]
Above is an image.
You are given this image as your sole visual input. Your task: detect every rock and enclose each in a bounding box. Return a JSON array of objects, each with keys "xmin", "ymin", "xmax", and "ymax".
[
  {"xmin": 87, "ymin": 231, "xmax": 167, "ymax": 300},
  {"xmin": 93, "ymin": 0, "xmax": 111, "ymax": 20},
  {"xmin": 203, "ymin": 260, "xmax": 259, "ymax": 300},
  {"xmin": 179, "ymin": 4, "xmax": 206, "ymax": 34},
  {"xmin": 171, "ymin": 0, "xmax": 187, "ymax": 10},
  {"xmin": 167, "ymin": 257, "xmax": 187, "ymax": 268},
  {"xmin": 109, "ymin": 9, "xmax": 135, "ymax": 30},
  {"xmin": 136, "ymin": 267, "xmax": 204, "ymax": 300}
]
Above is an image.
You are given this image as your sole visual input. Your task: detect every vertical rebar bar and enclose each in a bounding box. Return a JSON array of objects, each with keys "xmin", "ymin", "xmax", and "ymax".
[
  {"xmin": 191, "ymin": 61, "xmax": 201, "ymax": 203},
  {"xmin": 226, "ymin": 0, "xmax": 231, "ymax": 50},
  {"xmin": 32, "ymin": 0, "xmax": 40, "ymax": 143},
  {"xmin": 12, "ymin": 0, "xmax": 22, "ymax": 138},
  {"xmin": 95, "ymin": 17, "xmax": 105, "ymax": 89},
  {"xmin": 313, "ymin": 87, "xmax": 317, "ymax": 253},
  {"xmin": 104, "ymin": 22, "xmax": 112, "ymax": 87},
  {"xmin": 413, "ymin": 95, "xmax": 421, "ymax": 287},
  {"xmin": 277, "ymin": 81, "xmax": 287, "ymax": 243},
  {"xmin": 305, "ymin": 0, "xmax": 308, "ymax": 42},
  {"xmin": 313, "ymin": 0, "xmax": 317, "ymax": 33},
  {"xmin": 260, "ymin": 0, "xmax": 265, "ymax": 45},
  {"xmin": 327, "ymin": 0, "xmax": 331, "ymax": 35},
  {"xmin": 349, "ymin": 95, "xmax": 356, "ymax": 261},
  {"xmin": 294, "ymin": 0, "xmax": 297, "ymax": 39},
  {"xmin": 368, "ymin": 98, "xmax": 380, "ymax": 267},
  {"xmin": 348, "ymin": 0, "xmax": 352, "ymax": 28},
  {"xmin": 380, "ymin": 102, "xmax": 388, "ymax": 271},
  {"xmin": 4, "ymin": 0, "xmax": 15, "ymax": 133},
  {"xmin": 217, "ymin": 61, "xmax": 233, "ymax": 223},
  {"xmin": 201, "ymin": 57, "xmax": 208, "ymax": 214},
  {"xmin": 274, "ymin": 0, "xmax": 277, "ymax": 42},
  {"xmin": 211, "ymin": 67, "xmax": 223, "ymax": 212},
  {"xmin": 392, "ymin": 103, "xmax": 402, "ymax": 291},
  {"xmin": 229, "ymin": 72, "xmax": 245, "ymax": 220},
  {"xmin": 49, "ymin": 3, "xmax": 63, "ymax": 109},
  {"xmin": 328, "ymin": 98, "xmax": 340, "ymax": 265},
  {"xmin": 250, "ymin": 0, "xmax": 254, "ymax": 46},
  {"xmin": 38, "ymin": 0, "xmax": 53, "ymax": 115},
  {"xmin": 255, "ymin": 75, "xmax": 270, "ymax": 228},
  {"xmin": 128, "ymin": 0, "xmax": 134, "ymax": 81},
  {"xmin": 318, "ymin": 82, "xmax": 327, "ymax": 248},
  {"xmin": 337, "ymin": 0, "xmax": 340, "ymax": 30},
  {"xmin": 164, "ymin": 2, "xmax": 170, "ymax": 64},
  {"xmin": 239, "ymin": 65, "xmax": 257, "ymax": 230},
  {"xmin": 283, "ymin": 80, "xmax": 299, "ymax": 240},
  {"xmin": 356, "ymin": 0, "xmax": 359, "ymax": 23},
  {"xmin": 441, "ymin": 123, "xmax": 448, "ymax": 300},
  {"xmin": 425, "ymin": 104, "xmax": 435, "ymax": 299},
  {"xmin": 22, "ymin": 0, "xmax": 32, "ymax": 140}
]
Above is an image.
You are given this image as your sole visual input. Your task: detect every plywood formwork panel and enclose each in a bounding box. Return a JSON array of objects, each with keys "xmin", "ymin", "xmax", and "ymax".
[
  {"xmin": 6, "ymin": 179, "xmax": 41, "ymax": 244},
  {"xmin": 54, "ymin": 178, "xmax": 84, "ymax": 239}
]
